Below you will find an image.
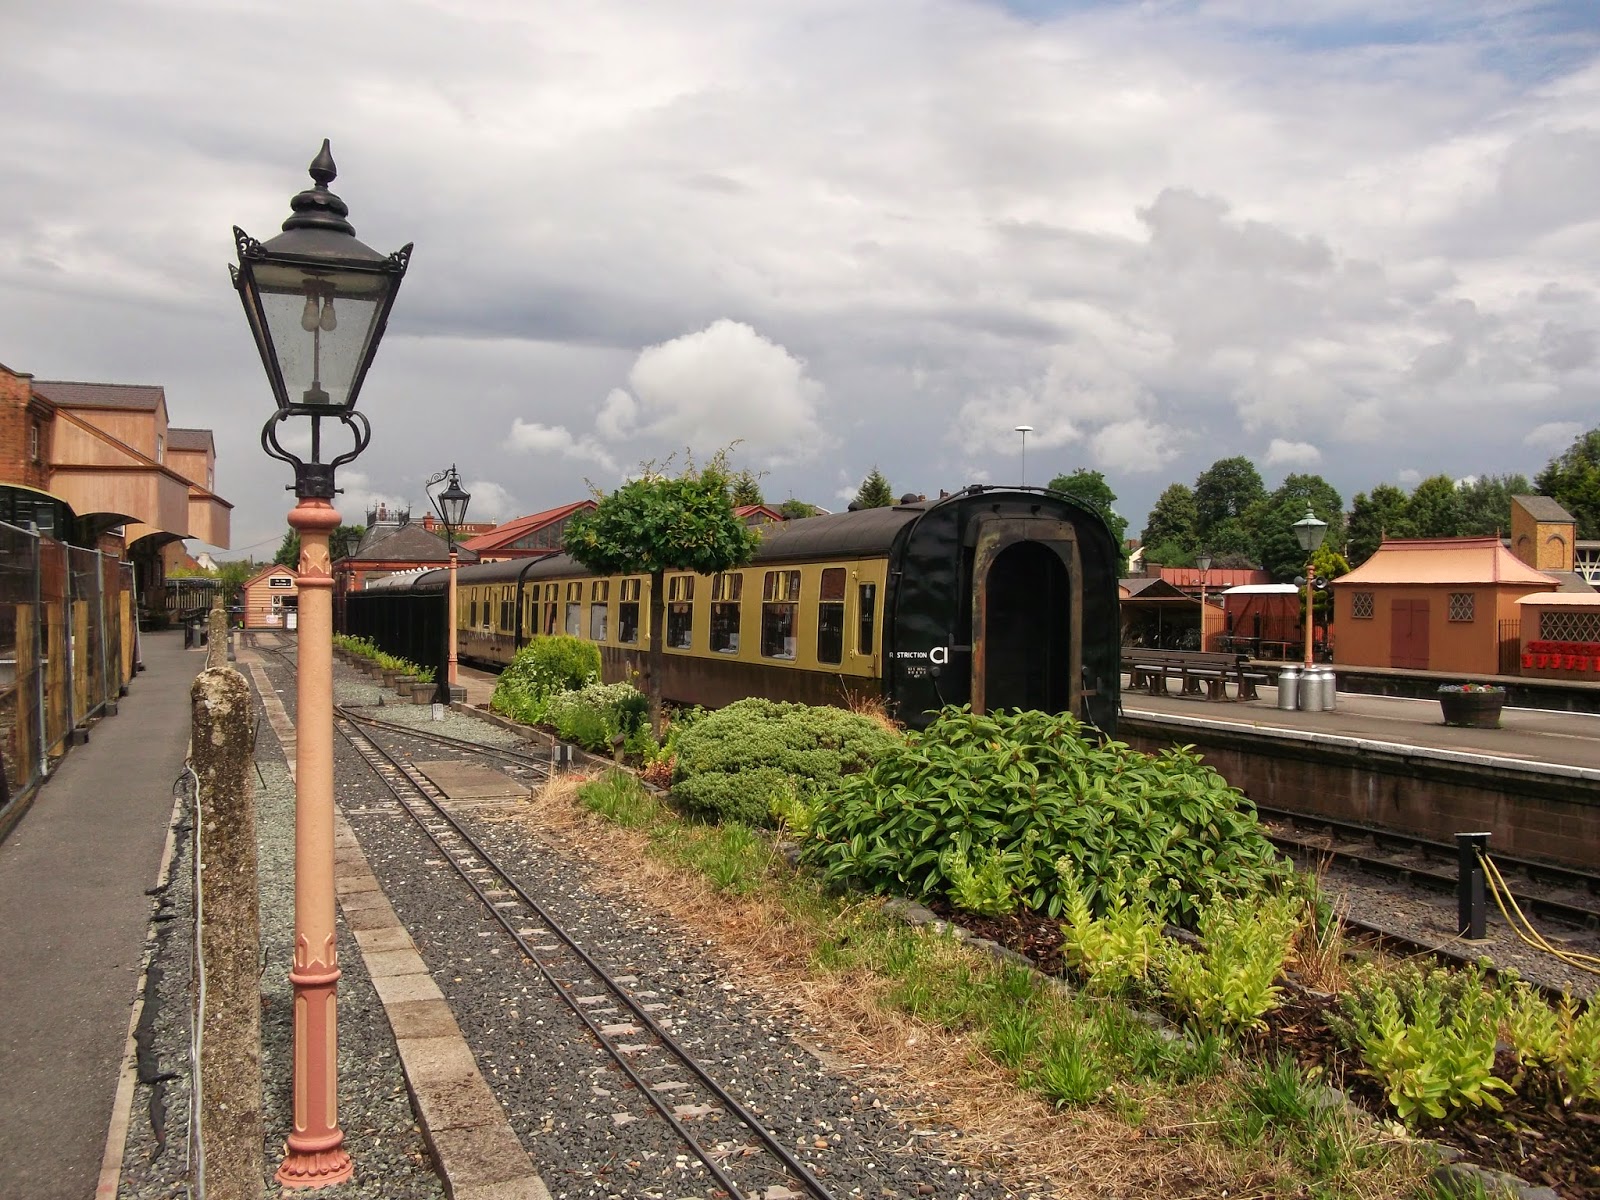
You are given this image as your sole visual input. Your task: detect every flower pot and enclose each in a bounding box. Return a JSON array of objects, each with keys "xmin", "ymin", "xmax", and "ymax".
[
  {"xmin": 1439, "ymin": 689, "xmax": 1504, "ymax": 729},
  {"xmin": 395, "ymin": 676, "xmax": 417, "ymax": 698}
]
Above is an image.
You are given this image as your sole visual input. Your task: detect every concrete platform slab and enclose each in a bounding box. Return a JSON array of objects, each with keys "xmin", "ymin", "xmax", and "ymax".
[{"xmin": 416, "ymin": 760, "xmax": 530, "ymax": 800}]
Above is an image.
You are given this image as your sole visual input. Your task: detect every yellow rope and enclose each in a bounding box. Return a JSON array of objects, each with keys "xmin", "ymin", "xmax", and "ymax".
[{"xmin": 1479, "ymin": 851, "xmax": 1600, "ymax": 977}]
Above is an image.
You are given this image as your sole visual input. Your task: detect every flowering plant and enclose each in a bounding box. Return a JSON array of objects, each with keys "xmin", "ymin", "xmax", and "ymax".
[{"xmin": 1438, "ymin": 683, "xmax": 1505, "ymax": 694}]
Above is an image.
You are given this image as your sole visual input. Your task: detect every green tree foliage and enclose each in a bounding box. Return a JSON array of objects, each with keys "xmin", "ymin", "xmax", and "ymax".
[
  {"xmin": 1346, "ymin": 484, "xmax": 1411, "ymax": 566},
  {"xmin": 778, "ymin": 498, "xmax": 820, "ymax": 520},
  {"xmin": 1193, "ymin": 457, "xmax": 1266, "ymax": 546},
  {"xmin": 1249, "ymin": 475, "xmax": 1345, "ymax": 582},
  {"xmin": 1141, "ymin": 483, "xmax": 1198, "ymax": 553},
  {"xmin": 1456, "ymin": 474, "xmax": 1531, "ymax": 538},
  {"xmin": 1535, "ymin": 427, "xmax": 1600, "ymax": 538},
  {"xmin": 217, "ymin": 560, "xmax": 254, "ymax": 608},
  {"xmin": 273, "ymin": 529, "xmax": 300, "ymax": 568},
  {"xmin": 1405, "ymin": 474, "xmax": 1462, "ymax": 538},
  {"xmin": 563, "ymin": 453, "xmax": 761, "ymax": 734},
  {"xmin": 729, "ymin": 469, "xmax": 765, "ymax": 507},
  {"xmin": 1047, "ymin": 469, "xmax": 1129, "ymax": 563},
  {"xmin": 853, "ymin": 467, "xmax": 895, "ymax": 509}
]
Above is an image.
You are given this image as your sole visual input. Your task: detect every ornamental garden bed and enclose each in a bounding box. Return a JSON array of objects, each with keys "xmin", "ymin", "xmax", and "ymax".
[{"xmin": 1439, "ymin": 684, "xmax": 1507, "ymax": 729}]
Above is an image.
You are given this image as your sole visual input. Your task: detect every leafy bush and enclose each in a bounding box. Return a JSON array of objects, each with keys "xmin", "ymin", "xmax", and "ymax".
[
  {"xmin": 801, "ymin": 706, "xmax": 1285, "ymax": 925},
  {"xmin": 1158, "ymin": 887, "xmax": 1303, "ymax": 1037},
  {"xmin": 491, "ymin": 637, "xmax": 601, "ymax": 724},
  {"xmin": 1503, "ymin": 982, "xmax": 1600, "ymax": 1108},
  {"xmin": 546, "ymin": 680, "xmax": 648, "ymax": 752},
  {"xmin": 1330, "ymin": 961, "xmax": 1513, "ymax": 1126},
  {"xmin": 670, "ymin": 698, "xmax": 901, "ymax": 825},
  {"xmin": 1057, "ymin": 864, "xmax": 1162, "ymax": 997}
]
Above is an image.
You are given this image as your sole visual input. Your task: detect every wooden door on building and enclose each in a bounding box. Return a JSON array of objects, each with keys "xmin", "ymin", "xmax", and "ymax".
[{"xmin": 1390, "ymin": 599, "xmax": 1430, "ymax": 669}]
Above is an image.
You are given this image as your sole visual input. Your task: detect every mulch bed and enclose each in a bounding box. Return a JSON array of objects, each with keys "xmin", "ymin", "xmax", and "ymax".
[{"xmin": 927, "ymin": 898, "xmax": 1600, "ymax": 1199}]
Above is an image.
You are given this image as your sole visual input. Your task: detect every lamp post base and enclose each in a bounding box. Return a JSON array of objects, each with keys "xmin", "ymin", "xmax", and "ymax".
[{"xmin": 276, "ymin": 1139, "xmax": 353, "ymax": 1189}]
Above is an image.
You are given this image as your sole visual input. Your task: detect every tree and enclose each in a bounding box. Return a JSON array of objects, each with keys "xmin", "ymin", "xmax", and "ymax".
[
  {"xmin": 274, "ymin": 529, "xmax": 300, "ymax": 568},
  {"xmin": 778, "ymin": 499, "xmax": 819, "ymax": 520},
  {"xmin": 1535, "ymin": 427, "xmax": 1600, "ymax": 538},
  {"xmin": 1193, "ymin": 456, "xmax": 1266, "ymax": 544},
  {"xmin": 1346, "ymin": 484, "xmax": 1411, "ymax": 565},
  {"xmin": 1249, "ymin": 474, "xmax": 1345, "ymax": 582},
  {"xmin": 1456, "ymin": 474, "xmax": 1530, "ymax": 538},
  {"xmin": 1406, "ymin": 474, "xmax": 1462, "ymax": 538},
  {"xmin": 729, "ymin": 469, "xmax": 765, "ymax": 508},
  {"xmin": 563, "ymin": 454, "xmax": 761, "ymax": 735},
  {"xmin": 1047, "ymin": 468, "xmax": 1129, "ymax": 570},
  {"xmin": 853, "ymin": 467, "xmax": 894, "ymax": 509},
  {"xmin": 1141, "ymin": 483, "xmax": 1198, "ymax": 554},
  {"xmin": 216, "ymin": 560, "xmax": 254, "ymax": 608}
]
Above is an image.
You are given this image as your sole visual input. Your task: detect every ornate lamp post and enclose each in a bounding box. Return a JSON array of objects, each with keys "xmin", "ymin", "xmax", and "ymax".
[
  {"xmin": 231, "ymin": 139, "xmax": 411, "ymax": 1188},
  {"xmin": 1196, "ymin": 551, "xmax": 1212, "ymax": 651},
  {"xmin": 1292, "ymin": 509, "xmax": 1328, "ymax": 669},
  {"xmin": 426, "ymin": 465, "xmax": 470, "ymax": 705},
  {"xmin": 1015, "ymin": 425, "xmax": 1033, "ymax": 485}
]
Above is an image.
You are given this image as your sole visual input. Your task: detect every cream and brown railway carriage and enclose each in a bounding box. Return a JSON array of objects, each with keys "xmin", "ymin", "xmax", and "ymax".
[{"xmin": 347, "ymin": 486, "xmax": 1122, "ymax": 732}]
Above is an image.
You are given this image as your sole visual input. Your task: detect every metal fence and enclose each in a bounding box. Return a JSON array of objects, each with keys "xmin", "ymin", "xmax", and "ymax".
[
  {"xmin": 0, "ymin": 521, "xmax": 137, "ymax": 822},
  {"xmin": 1499, "ymin": 618, "xmax": 1523, "ymax": 676}
]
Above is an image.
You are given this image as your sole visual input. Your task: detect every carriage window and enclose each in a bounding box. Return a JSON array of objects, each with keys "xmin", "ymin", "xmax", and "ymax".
[
  {"xmin": 565, "ymin": 581, "xmax": 583, "ymax": 637},
  {"xmin": 761, "ymin": 570, "xmax": 801, "ymax": 660},
  {"xmin": 469, "ymin": 599, "xmax": 477, "ymax": 627},
  {"xmin": 617, "ymin": 578, "xmax": 641, "ymax": 644},
  {"xmin": 667, "ymin": 575, "xmax": 694, "ymax": 649},
  {"xmin": 590, "ymin": 580, "xmax": 610, "ymax": 641},
  {"xmin": 857, "ymin": 582, "xmax": 877, "ymax": 655},
  {"xmin": 544, "ymin": 582, "xmax": 559, "ymax": 635},
  {"xmin": 500, "ymin": 587, "xmax": 513, "ymax": 631},
  {"xmin": 711, "ymin": 573, "xmax": 742, "ymax": 653},
  {"xmin": 817, "ymin": 568, "xmax": 845, "ymax": 664}
]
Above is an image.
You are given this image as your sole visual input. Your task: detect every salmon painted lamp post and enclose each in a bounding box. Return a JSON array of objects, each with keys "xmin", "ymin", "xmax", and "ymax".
[
  {"xmin": 426, "ymin": 464, "xmax": 470, "ymax": 705},
  {"xmin": 1292, "ymin": 509, "xmax": 1328, "ymax": 669},
  {"xmin": 231, "ymin": 140, "xmax": 411, "ymax": 1188},
  {"xmin": 1196, "ymin": 551, "xmax": 1212, "ymax": 651}
]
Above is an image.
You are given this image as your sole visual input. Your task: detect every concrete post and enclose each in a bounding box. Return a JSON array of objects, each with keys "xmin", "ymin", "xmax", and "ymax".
[
  {"xmin": 206, "ymin": 601, "xmax": 230, "ymax": 672},
  {"xmin": 190, "ymin": 666, "xmax": 265, "ymax": 1199}
]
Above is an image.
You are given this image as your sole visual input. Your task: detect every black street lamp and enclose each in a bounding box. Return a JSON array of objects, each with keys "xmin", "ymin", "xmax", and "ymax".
[
  {"xmin": 230, "ymin": 140, "xmax": 411, "ymax": 1189},
  {"xmin": 426, "ymin": 465, "xmax": 471, "ymax": 706}
]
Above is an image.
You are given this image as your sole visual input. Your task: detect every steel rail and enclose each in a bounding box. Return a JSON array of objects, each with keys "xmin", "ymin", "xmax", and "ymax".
[{"xmin": 335, "ymin": 714, "xmax": 839, "ymax": 1200}]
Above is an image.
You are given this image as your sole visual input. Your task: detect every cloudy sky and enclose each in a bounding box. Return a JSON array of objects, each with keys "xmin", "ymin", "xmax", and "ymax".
[{"xmin": 3, "ymin": 0, "xmax": 1598, "ymax": 557}]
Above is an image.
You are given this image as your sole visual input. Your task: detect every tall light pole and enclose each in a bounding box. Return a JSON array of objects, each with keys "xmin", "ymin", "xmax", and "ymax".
[
  {"xmin": 427, "ymin": 465, "xmax": 471, "ymax": 706},
  {"xmin": 1292, "ymin": 508, "xmax": 1328, "ymax": 669},
  {"xmin": 1196, "ymin": 551, "xmax": 1212, "ymax": 651},
  {"xmin": 232, "ymin": 140, "xmax": 411, "ymax": 1188},
  {"xmin": 1015, "ymin": 425, "xmax": 1033, "ymax": 485}
]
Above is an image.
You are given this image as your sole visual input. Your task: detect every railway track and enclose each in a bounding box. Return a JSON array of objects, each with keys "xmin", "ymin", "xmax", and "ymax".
[
  {"xmin": 1256, "ymin": 803, "xmax": 1600, "ymax": 932},
  {"xmin": 334, "ymin": 710, "xmax": 840, "ymax": 1200}
]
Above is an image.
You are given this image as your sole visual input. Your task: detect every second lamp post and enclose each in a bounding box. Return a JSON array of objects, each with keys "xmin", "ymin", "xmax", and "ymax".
[{"xmin": 428, "ymin": 465, "xmax": 470, "ymax": 706}]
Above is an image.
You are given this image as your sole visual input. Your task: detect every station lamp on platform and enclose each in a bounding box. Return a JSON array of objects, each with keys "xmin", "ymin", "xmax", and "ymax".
[
  {"xmin": 231, "ymin": 139, "xmax": 412, "ymax": 1189},
  {"xmin": 1015, "ymin": 425, "xmax": 1033, "ymax": 485},
  {"xmin": 1196, "ymin": 551, "xmax": 1212, "ymax": 650},
  {"xmin": 1292, "ymin": 508, "xmax": 1329, "ymax": 669},
  {"xmin": 426, "ymin": 465, "xmax": 471, "ymax": 706}
]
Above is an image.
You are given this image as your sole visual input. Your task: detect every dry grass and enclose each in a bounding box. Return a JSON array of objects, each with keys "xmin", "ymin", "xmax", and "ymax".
[{"xmin": 507, "ymin": 770, "xmax": 1375, "ymax": 1198}]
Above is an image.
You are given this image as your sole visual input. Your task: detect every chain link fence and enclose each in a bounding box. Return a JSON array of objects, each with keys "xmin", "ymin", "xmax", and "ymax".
[{"xmin": 0, "ymin": 521, "xmax": 136, "ymax": 822}]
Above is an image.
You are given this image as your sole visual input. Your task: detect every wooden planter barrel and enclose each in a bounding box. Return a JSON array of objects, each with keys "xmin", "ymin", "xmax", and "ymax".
[{"xmin": 1438, "ymin": 689, "xmax": 1504, "ymax": 729}]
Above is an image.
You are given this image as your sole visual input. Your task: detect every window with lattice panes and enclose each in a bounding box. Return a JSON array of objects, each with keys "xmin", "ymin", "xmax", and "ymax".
[
  {"xmin": 1351, "ymin": 592, "xmax": 1374, "ymax": 620},
  {"xmin": 1539, "ymin": 610, "xmax": 1600, "ymax": 643},
  {"xmin": 1448, "ymin": 592, "xmax": 1475, "ymax": 622}
]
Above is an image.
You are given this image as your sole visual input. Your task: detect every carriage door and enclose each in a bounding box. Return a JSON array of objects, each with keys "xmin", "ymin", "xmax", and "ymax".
[{"xmin": 970, "ymin": 517, "xmax": 1080, "ymax": 716}]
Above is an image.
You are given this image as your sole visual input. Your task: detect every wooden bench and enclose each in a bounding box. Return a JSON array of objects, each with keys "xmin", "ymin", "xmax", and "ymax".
[{"xmin": 1122, "ymin": 649, "xmax": 1265, "ymax": 702}]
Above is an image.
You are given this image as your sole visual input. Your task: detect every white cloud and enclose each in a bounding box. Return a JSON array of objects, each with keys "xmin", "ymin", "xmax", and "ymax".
[
  {"xmin": 1264, "ymin": 439, "xmax": 1322, "ymax": 467},
  {"xmin": 463, "ymin": 479, "xmax": 518, "ymax": 524},
  {"xmin": 1525, "ymin": 421, "xmax": 1582, "ymax": 454},
  {"xmin": 595, "ymin": 388, "xmax": 637, "ymax": 440},
  {"xmin": 617, "ymin": 320, "xmax": 827, "ymax": 465},
  {"xmin": 1091, "ymin": 419, "xmax": 1183, "ymax": 477},
  {"xmin": 509, "ymin": 419, "xmax": 618, "ymax": 474}
]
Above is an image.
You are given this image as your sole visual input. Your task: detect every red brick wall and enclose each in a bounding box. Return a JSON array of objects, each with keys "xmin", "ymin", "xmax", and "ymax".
[{"xmin": 0, "ymin": 367, "xmax": 52, "ymax": 491}]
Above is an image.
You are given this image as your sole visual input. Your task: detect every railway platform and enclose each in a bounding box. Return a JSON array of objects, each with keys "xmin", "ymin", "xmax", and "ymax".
[
  {"xmin": 1122, "ymin": 672, "xmax": 1600, "ymax": 771},
  {"xmin": 0, "ymin": 629, "xmax": 201, "ymax": 1200}
]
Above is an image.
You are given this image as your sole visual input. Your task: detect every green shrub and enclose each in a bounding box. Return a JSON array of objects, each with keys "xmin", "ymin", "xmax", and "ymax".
[
  {"xmin": 1503, "ymin": 982, "xmax": 1600, "ymax": 1107},
  {"xmin": 546, "ymin": 680, "xmax": 648, "ymax": 752},
  {"xmin": 670, "ymin": 698, "xmax": 900, "ymax": 825},
  {"xmin": 801, "ymin": 706, "xmax": 1285, "ymax": 925},
  {"xmin": 1330, "ymin": 961, "xmax": 1513, "ymax": 1126},
  {"xmin": 491, "ymin": 637, "xmax": 602, "ymax": 724},
  {"xmin": 1057, "ymin": 863, "xmax": 1162, "ymax": 997},
  {"xmin": 1157, "ymin": 887, "xmax": 1303, "ymax": 1037}
]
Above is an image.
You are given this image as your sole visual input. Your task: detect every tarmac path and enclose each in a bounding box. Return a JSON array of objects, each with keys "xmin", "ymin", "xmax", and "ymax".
[{"xmin": 0, "ymin": 631, "xmax": 200, "ymax": 1200}]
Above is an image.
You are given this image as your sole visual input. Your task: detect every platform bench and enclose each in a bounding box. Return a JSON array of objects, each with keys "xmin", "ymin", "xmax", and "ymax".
[{"xmin": 1123, "ymin": 649, "xmax": 1259, "ymax": 701}]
